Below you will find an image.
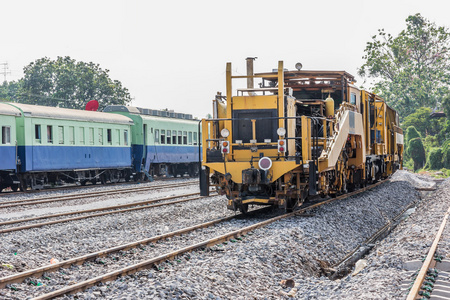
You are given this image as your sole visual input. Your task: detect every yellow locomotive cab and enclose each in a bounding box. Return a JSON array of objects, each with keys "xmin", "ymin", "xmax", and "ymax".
[{"xmin": 200, "ymin": 59, "xmax": 403, "ymax": 213}]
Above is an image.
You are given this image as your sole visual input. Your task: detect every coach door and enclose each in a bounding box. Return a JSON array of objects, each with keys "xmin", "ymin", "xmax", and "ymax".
[{"xmin": 143, "ymin": 124, "xmax": 147, "ymax": 164}]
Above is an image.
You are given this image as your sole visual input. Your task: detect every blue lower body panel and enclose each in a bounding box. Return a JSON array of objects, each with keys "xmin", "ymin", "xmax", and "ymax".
[
  {"xmin": 0, "ymin": 146, "xmax": 16, "ymax": 170},
  {"xmin": 141, "ymin": 145, "xmax": 199, "ymax": 171},
  {"xmin": 18, "ymin": 146, "xmax": 132, "ymax": 172}
]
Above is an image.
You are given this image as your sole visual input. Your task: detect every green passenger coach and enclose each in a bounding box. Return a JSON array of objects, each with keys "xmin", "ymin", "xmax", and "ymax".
[{"xmin": 103, "ymin": 105, "xmax": 200, "ymax": 179}]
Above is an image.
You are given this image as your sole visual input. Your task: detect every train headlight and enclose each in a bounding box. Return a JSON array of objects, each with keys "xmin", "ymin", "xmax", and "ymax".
[
  {"xmin": 278, "ymin": 139, "xmax": 286, "ymax": 153},
  {"xmin": 220, "ymin": 140, "xmax": 230, "ymax": 153},
  {"xmin": 221, "ymin": 128, "xmax": 230, "ymax": 138},
  {"xmin": 277, "ymin": 127, "xmax": 286, "ymax": 137},
  {"xmin": 258, "ymin": 157, "xmax": 272, "ymax": 171}
]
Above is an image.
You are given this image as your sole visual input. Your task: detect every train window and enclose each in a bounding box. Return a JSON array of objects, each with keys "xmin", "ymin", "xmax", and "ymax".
[
  {"xmin": 351, "ymin": 93, "xmax": 357, "ymax": 105},
  {"xmin": 58, "ymin": 126, "xmax": 64, "ymax": 144},
  {"xmin": 124, "ymin": 130, "xmax": 129, "ymax": 146},
  {"xmin": 232, "ymin": 109, "xmax": 277, "ymax": 143},
  {"xmin": 161, "ymin": 130, "xmax": 165, "ymax": 144},
  {"xmin": 173, "ymin": 131, "xmax": 177, "ymax": 145},
  {"xmin": 167, "ymin": 130, "xmax": 171, "ymax": 144},
  {"xmin": 2, "ymin": 126, "xmax": 11, "ymax": 144},
  {"xmin": 183, "ymin": 131, "xmax": 187, "ymax": 145},
  {"xmin": 35, "ymin": 124, "xmax": 41, "ymax": 143},
  {"xmin": 47, "ymin": 125, "xmax": 53, "ymax": 144},
  {"xmin": 107, "ymin": 129, "xmax": 112, "ymax": 145},
  {"xmin": 69, "ymin": 126, "xmax": 75, "ymax": 145},
  {"xmin": 193, "ymin": 132, "xmax": 198, "ymax": 145},
  {"xmin": 115, "ymin": 129, "xmax": 120, "ymax": 145},
  {"xmin": 89, "ymin": 128, "xmax": 94, "ymax": 145},
  {"xmin": 98, "ymin": 128, "xmax": 104, "ymax": 145},
  {"xmin": 188, "ymin": 132, "xmax": 192, "ymax": 145},
  {"xmin": 155, "ymin": 129, "xmax": 160, "ymax": 143},
  {"xmin": 80, "ymin": 128, "xmax": 85, "ymax": 145},
  {"xmin": 178, "ymin": 131, "xmax": 182, "ymax": 144}
]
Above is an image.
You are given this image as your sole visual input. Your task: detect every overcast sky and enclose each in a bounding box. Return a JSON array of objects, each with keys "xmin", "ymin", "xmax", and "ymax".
[{"xmin": 2, "ymin": 0, "xmax": 449, "ymax": 118}]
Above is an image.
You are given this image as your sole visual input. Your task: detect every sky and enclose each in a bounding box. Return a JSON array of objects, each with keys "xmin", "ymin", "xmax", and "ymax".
[{"xmin": 2, "ymin": 0, "xmax": 449, "ymax": 118}]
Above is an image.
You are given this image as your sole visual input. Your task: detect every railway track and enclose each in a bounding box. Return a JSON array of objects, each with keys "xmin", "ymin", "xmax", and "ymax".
[
  {"xmin": 0, "ymin": 181, "xmax": 197, "ymax": 210},
  {"xmin": 0, "ymin": 192, "xmax": 211, "ymax": 234},
  {"xmin": 404, "ymin": 206, "xmax": 450, "ymax": 300},
  {"xmin": 0, "ymin": 176, "xmax": 194, "ymax": 195},
  {"xmin": 0, "ymin": 179, "xmax": 389, "ymax": 299}
]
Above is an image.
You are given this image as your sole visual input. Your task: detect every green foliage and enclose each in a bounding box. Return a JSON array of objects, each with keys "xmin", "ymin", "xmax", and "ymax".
[
  {"xmin": 0, "ymin": 81, "xmax": 21, "ymax": 103},
  {"xmin": 403, "ymin": 107, "xmax": 445, "ymax": 138},
  {"xmin": 423, "ymin": 135, "xmax": 439, "ymax": 151},
  {"xmin": 403, "ymin": 158, "xmax": 414, "ymax": 171},
  {"xmin": 436, "ymin": 119, "xmax": 450, "ymax": 142},
  {"xmin": 407, "ymin": 137, "xmax": 426, "ymax": 171},
  {"xmin": 17, "ymin": 56, "xmax": 131, "ymax": 110},
  {"xmin": 425, "ymin": 148, "xmax": 443, "ymax": 170},
  {"xmin": 442, "ymin": 140, "xmax": 450, "ymax": 168},
  {"xmin": 405, "ymin": 126, "xmax": 421, "ymax": 142},
  {"xmin": 359, "ymin": 13, "xmax": 450, "ymax": 118}
]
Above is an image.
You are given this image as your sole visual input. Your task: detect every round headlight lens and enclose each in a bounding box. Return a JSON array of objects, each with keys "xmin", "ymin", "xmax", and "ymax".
[
  {"xmin": 258, "ymin": 157, "xmax": 272, "ymax": 171},
  {"xmin": 277, "ymin": 127, "xmax": 286, "ymax": 136},
  {"xmin": 221, "ymin": 128, "xmax": 230, "ymax": 138}
]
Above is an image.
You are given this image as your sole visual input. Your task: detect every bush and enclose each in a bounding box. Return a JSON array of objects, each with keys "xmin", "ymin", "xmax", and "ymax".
[
  {"xmin": 423, "ymin": 135, "xmax": 439, "ymax": 151},
  {"xmin": 443, "ymin": 143, "xmax": 450, "ymax": 168},
  {"xmin": 405, "ymin": 126, "xmax": 421, "ymax": 142},
  {"xmin": 408, "ymin": 137, "xmax": 426, "ymax": 171},
  {"xmin": 425, "ymin": 148, "xmax": 443, "ymax": 170}
]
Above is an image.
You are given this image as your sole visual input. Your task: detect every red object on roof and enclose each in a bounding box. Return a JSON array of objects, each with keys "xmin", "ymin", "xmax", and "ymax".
[{"xmin": 85, "ymin": 100, "xmax": 99, "ymax": 111}]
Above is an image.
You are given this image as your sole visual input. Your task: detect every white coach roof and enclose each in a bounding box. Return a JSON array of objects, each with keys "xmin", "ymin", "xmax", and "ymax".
[
  {"xmin": 8, "ymin": 103, "xmax": 134, "ymax": 125},
  {"xmin": 0, "ymin": 102, "xmax": 22, "ymax": 116}
]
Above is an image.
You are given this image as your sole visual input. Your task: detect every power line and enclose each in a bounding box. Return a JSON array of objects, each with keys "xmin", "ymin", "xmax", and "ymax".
[{"xmin": 0, "ymin": 62, "xmax": 11, "ymax": 82}]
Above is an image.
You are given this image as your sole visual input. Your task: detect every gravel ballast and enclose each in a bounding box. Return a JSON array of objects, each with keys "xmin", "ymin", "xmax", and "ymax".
[{"xmin": 0, "ymin": 171, "xmax": 445, "ymax": 299}]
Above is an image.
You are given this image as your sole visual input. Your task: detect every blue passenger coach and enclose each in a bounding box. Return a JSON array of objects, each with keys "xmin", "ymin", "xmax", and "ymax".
[{"xmin": 9, "ymin": 103, "xmax": 134, "ymax": 190}]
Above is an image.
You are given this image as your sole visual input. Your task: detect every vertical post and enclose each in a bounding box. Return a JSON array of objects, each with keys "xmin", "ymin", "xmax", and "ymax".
[
  {"xmin": 225, "ymin": 63, "xmax": 232, "ymax": 142},
  {"xmin": 278, "ymin": 61, "xmax": 285, "ymax": 131},
  {"xmin": 199, "ymin": 120, "xmax": 210, "ymax": 196},
  {"xmin": 246, "ymin": 57, "xmax": 256, "ymax": 89},
  {"xmin": 301, "ymin": 116, "xmax": 311, "ymax": 162},
  {"xmin": 251, "ymin": 119, "xmax": 256, "ymax": 141}
]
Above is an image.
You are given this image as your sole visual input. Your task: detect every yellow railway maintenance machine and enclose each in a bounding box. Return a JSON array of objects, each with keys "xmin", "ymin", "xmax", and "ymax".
[{"xmin": 200, "ymin": 59, "xmax": 403, "ymax": 213}]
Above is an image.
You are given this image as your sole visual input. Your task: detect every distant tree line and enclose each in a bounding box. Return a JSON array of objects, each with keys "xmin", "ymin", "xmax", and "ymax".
[
  {"xmin": 0, "ymin": 56, "xmax": 131, "ymax": 110},
  {"xmin": 359, "ymin": 13, "xmax": 450, "ymax": 173}
]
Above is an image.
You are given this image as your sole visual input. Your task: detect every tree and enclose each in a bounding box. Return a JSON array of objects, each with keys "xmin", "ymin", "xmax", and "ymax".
[
  {"xmin": 359, "ymin": 14, "xmax": 450, "ymax": 118},
  {"xmin": 405, "ymin": 126, "xmax": 421, "ymax": 143},
  {"xmin": 18, "ymin": 56, "xmax": 131, "ymax": 110},
  {"xmin": 0, "ymin": 81, "xmax": 21, "ymax": 103},
  {"xmin": 425, "ymin": 148, "xmax": 443, "ymax": 170},
  {"xmin": 407, "ymin": 137, "xmax": 426, "ymax": 171},
  {"xmin": 403, "ymin": 107, "xmax": 444, "ymax": 138}
]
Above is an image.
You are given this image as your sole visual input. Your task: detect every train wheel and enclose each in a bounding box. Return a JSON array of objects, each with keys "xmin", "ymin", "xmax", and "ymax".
[
  {"xmin": 11, "ymin": 184, "xmax": 19, "ymax": 192},
  {"xmin": 19, "ymin": 177, "xmax": 28, "ymax": 192},
  {"xmin": 239, "ymin": 204, "xmax": 249, "ymax": 214},
  {"xmin": 100, "ymin": 174, "xmax": 107, "ymax": 185}
]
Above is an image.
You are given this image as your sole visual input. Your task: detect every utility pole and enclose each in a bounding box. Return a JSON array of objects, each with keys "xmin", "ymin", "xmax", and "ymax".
[{"xmin": 0, "ymin": 62, "xmax": 11, "ymax": 82}]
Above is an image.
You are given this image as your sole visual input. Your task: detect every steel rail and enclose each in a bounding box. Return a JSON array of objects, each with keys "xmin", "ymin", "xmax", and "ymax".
[
  {"xmin": 0, "ymin": 193, "xmax": 214, "ymax": 234},
  {"xmin": 0, "ymin": 207, "xmax": 269, "ymax": 289},
  {"xmin": 0, "ymin": 182, "xmax": 197, "ymax": 209},
  {"xmin": 28, "ymin": 179, "xmax": 388, "ymax": 299},
  {"xmin": 406, "ymin": 206, "xmax": 450, "ymax": 300}
]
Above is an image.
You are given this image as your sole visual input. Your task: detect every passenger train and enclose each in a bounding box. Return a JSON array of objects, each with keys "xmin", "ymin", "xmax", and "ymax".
[
  {"xmin": 200, "ymin": 59, "xmax": 404, "ymax": 213},
  {"xmin": 0, "ymin": 103, "xmax": 199, "ymax": 192}
]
